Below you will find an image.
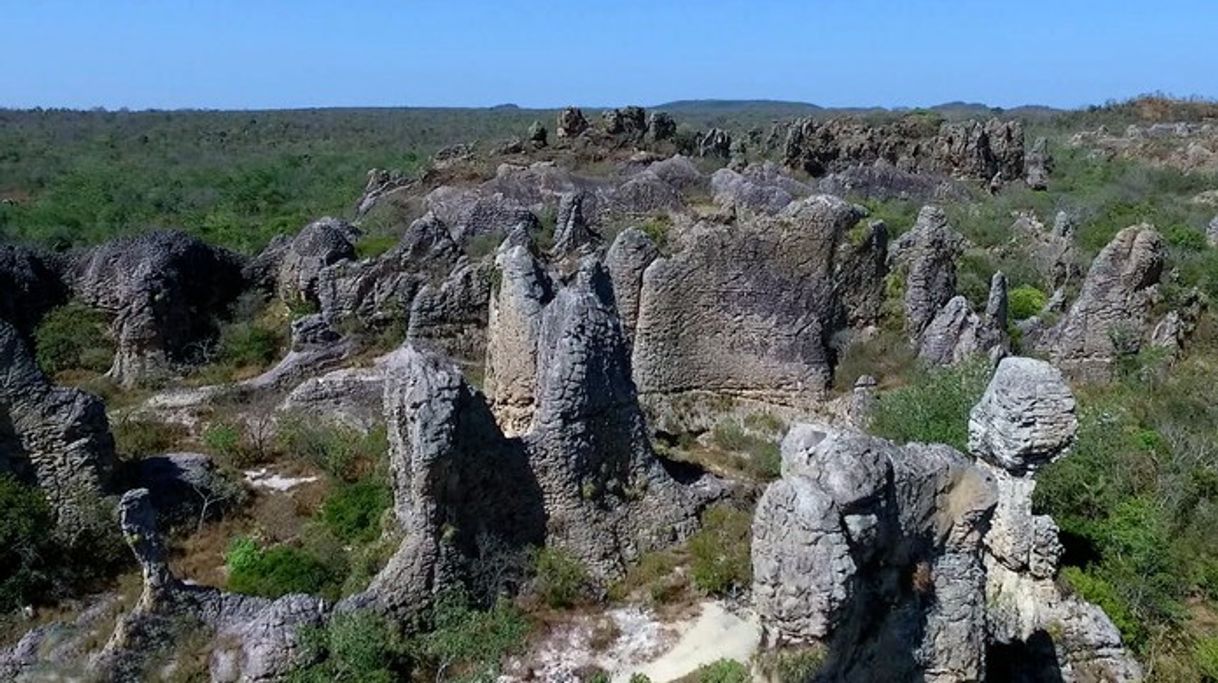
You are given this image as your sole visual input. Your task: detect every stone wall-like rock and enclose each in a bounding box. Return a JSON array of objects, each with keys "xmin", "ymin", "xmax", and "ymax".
[{"xmin": 0, "ymin": 245, "xmax": 68, "ymax": 337}]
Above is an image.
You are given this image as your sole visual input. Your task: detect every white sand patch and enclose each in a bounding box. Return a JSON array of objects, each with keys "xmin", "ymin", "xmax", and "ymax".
[
  {"xmin": 243, "ymin": 467, "xmax": 319, "ymax": 492},
  {"xmin": 616, "ymin": 601, "xmax": 760, "ymax": 682}
]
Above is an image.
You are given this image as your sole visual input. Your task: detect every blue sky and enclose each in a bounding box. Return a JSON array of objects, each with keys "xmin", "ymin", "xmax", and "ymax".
[{"xmin": 2, "ymin": 1, "xmax": 1215, "ymax": 110}]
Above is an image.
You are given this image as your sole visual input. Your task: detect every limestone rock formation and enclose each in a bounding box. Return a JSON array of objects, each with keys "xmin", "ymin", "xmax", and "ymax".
[
  {"xmin": 917, "ymin": 272, "xmax": 1009, "ymax": 366},
  {"xmin": 696, "ymin": 128, "xmax": 732, "ymax": 158},
  {"xmin": 556, "ymin": 106, "xmax": 590, "ymax": 139},
  {"xmin": 406, "ymin": 259, "xmax": 494, "ymax": 366},
  {"xmin": 1025, "ymin": 136, "xmax": 1053, "ymax": 190},
  {"xmin": 550, "ymin": 190, "xmax": 601, "ymax": 256},
  {"xmin": 526, "ymin": 120, "xmax": 548, "ymax": 147},
  {"xmin": 646, "ymin": 111, "xmax": 676, "ymax": 143},
  {"xmin": 710, "ymin": 163, "xmax": 814, "ymax": 214},
  {"xmin": 69, "ymin": 230, "xmax": 246, "ymax": 386},
  {"xmin": 605, "ymin": 227, "xmax": 660, "ymax": 348},
  {"xmin": 275, "ymin": 217, "xmax": 359, "ymax": 305},
  {"xmin": 894, "ymin": 206, "xmax": 965, "ymax": 339},
  {"xmin": 0, "ymin": 245, "xmax": 67, "ymax": 336},
  {"xmin": 645, "ymin": 155, "xmax": 705, "ymax": 193},
  {"xmin": 600, "ymin": 106, "xmax": 646, "ymax": 138},
  {"xmin": 424, "ymin": 186, "xmax": 541, "ymax": 245},
  {"xmin": 752, "ymin": 356, "xmax": 1141, "ymax": 681},
  {"xmin": 484, "ymin": 242, "xmax": 554, "ymax": 436},
  {"xmin": 631, "ymin": 196, "xmax": 879, "ymax": 428},
  {"xmin": 279, "ymin": 365, "xmax": 387, "ymax": 434},
  {"xmin": 0, "ymin": 320, "xmax": 116, "ymax": 534},
  {"xmin": 1041, "ymin": 225, "xmax": 1164, "ymax": 380}
]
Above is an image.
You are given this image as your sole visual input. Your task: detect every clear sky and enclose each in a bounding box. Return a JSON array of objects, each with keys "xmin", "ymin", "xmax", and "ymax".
[{"xmin": 3, "ymin": 1, "xmax": 1215, "ymax": 111}]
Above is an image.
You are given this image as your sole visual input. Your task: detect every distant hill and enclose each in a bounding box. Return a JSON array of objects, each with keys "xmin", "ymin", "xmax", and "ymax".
[{"xmin": 651, "ymin": 99, "xmax": 1063, "ymax": 126}]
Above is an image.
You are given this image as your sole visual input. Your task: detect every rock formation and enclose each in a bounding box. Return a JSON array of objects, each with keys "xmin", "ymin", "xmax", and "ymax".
[
  {"xmin": 710, "ymin": 163, "xmax": 814, "ymax": 214},
  {"xmin": 893, "ymin": 206, "xmax": 965, "ymax": 340},
  {"xmin": 1041, "ymin": 225, "xmax": 1164, "ymax": 380},
  {"xmin": 1025, "ymin": 136, "xmax": 1053, "ymax": 190},
  {"xmin": 69, "ymin": 230, "xmax": 247, "ymax": 386},
  {"xmin": 484, "ymin": 241, "xmax": 554, "ymax": 436},
  {"xmin": 917, "ymin": 272, "xmax": 1009, "ymax": 366},
  {"xmin": 274, "ymin": 217, "xmax": 359, "ymax": 305},
  {"xmin": 406, "ymin": 259, "xmax": 494, "ymax": 366},
  {"xmin": 696, "ymin": 128, "xmax": 732, "ymax": 159},
  {"xmin": 605, "ymin": 227, "xmax": 660, "ymax": 348},
  {"xmin": 550, "ymin": 190, "xmax": 600, "ymax": 256},
  {"xmin": 630, "ymin": 196, "xmax": 881, "ymax": 429},
  {"xmin": 556, "ymin": 106, "xmax": 590, "ymax": 139},
  {"xmin": 646, "ymin": 111, "xmax": 676, "ymax": 143},
  {"xmin": 0, "ymin": 320, "xmax": 116, "ymax": 535},
  {"xmin": 751, "ymin": 357, "xmax": 1142, "ymax": 681}
]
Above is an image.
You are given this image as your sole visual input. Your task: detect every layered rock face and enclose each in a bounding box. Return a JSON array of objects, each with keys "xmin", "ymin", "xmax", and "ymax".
[
  {"xmin": 273, "ymin": 217, "xmax": 359, "ymax": 305},
  {"xmin": 782, "ymin": 116, "xmax": 1026, "ymax": 183},
  {"xmin": 893, "ymin": 206, "xmax": 965, "ymax": 340},
  {"xmin": 604, "ymin": 227, "xmax": 660, "ymax": 349},
  {"xmin": 69, "ymin": 230, "xmax": 247, "ymax": 386},
  {"xmin": 1040, "ymin": 225, "xmax": 1164, "ymax": 380},
  {"xmin": 918, "ymin": 272, "xmax": 1009, "ymax": 366},
  {"xmin": 751, "ymin": 357, "xmax": 1142, "ymax": 682},
  {"xmin": 0, "ymin": 320, "xmax": 116, "ymax": 534},
  {"xmin": 631, "ymin": 196, "xmax": 877, "ymax": 424}
]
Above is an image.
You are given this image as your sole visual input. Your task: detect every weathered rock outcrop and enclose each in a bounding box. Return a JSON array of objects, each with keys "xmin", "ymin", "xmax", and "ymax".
[
  {"xmin": 550, "ymin": 190, "xmax": 601, "ymax": 256},
  {"xmin": 69, "ymin": 230, "xmax": 246, "ymax": 386},
  {"xmin": 406, "ymin": 259, "xmax": 494, "ymax": 366},
  {"xmin": 1040, "ymin": 225, "xmax": 1164, "ymax": 380},
  {"xmin": 484, "ymin": 242, "xmax": 554, "ymax": 436},
  {"xmin": 424, "ymin": 186, "xmax": 541, "ymax": 244},
  {"xmin": 646, "ymin": 111, "xmax": 677, "ymax": 143},
  {"xmin": 0, "ymin": 320, "xmax": 116, "ymax": 534},
  {"xmin": 605, "ymin": 227, "xmax": 660, "ymax": 348},
  {"xmin": 781, "ymin": 116, "xmax": 1026, "ymax": 184},
  {"xmin": 556, "ymin": 106, "xmax": 590, "ymax": 139},
  {"xmin": 90, "ymin": 489, "xmax": 327, "ymax": 682},
  {"xmin": 1025, "ymin": 136, "xmax": 1053, "ymax": 190},
  {"xmin": 274, "ymin": 217, "xmax": 359, "ymax": 305},
  {"xmin": 710, "ymin": 163, "xmax": 814, "ymax": 214},
  {"xmin": 631, "ymin": 196, "xmax": 879, "ymax": 428},
  {"xmin": 752, "ymin": 357, "xmax": 1141, "ymax": 681},
  {"xmin": 316, "ymin": 212, "xmax": 460, "ymax": 326},
  {"xmin": 917, "ymin": 272, "xmax": 1009, "ymax": 366},
  {"xmin": 696, "ymin": 128, "xmax": 732, "ymax": 159},
  {"xmin": 0, "ymin": 245, "xmax": 67, "ymax": 336},
  {"xmin": 893, "ymin": 206, "xmax": 965, "ymax": 339}
]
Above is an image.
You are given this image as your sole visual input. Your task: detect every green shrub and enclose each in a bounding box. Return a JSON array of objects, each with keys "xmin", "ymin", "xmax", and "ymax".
[
  {"xmin": 355, "ymin": 233, "xmax": 399, "ymax": 260},
  {"xmin": 277, "ymin": 419, "xmax": 387, "ymax": 481},
  {"xmin": 1195, "ymin": 635, "xmax": 1218, "ymax": 681},
  {"xmin": 870, "ymin": 360, "xmax": 990, "ymax": 452},
  {"xmin": 711, "ymin": 422, "xmax": 782, "ymax": 482},
  {"xmin": 225, "ymin": 536, "xmax": 340, "ymax": 599},
  {"xmin": 689, "ymin": 505, "xmax": 752, "ymax": 596},
  {"xmin": 1007, "ymin": 285, "xmax": 1048, "ymax": 321},
  {"xmin": 638, "ymin": 215, "xmax": 672, "ymax": 252},
  {"xmin": 290, "ymin": 610, "xmax": 407, "ymax": 683},
  {"xmin": 202, "ymin": 422, "xmax": 242, "ymax": 460},
  {"xmin": 33, "ymin": 301, "xmax": 113, "ymax": 376},
  {"xmin": 0, "ymin": 476, "xmax": 54, "ymax": 611},
  {"xmin": 1164, "ymin": 223, "xmax": 1209, "ymax": 251},
  {"xmin": 629, "ymin": 675, "xmax": 653, "ymax": 683},
  {"xmin": 412, "ymin": 588, "xmax": 531, "ymax": 682},
  {"xmin": 533, "ymin": 547, "xmax": 591, "ymax": 608},
  {"xmin": 691, "ymin": 658, "xmax": 750, "ymax": 683},
  {"xmin": 216, "ymin": 320, "xmax": 282, "ymax": 369},
  {"xmin": 321, "ymin": 479, "xmax": 391, "ymax": 543},
  {"xmin": 608, "ymin": 550, "xmax": 686, "ymax": 605},
  {"xmin": 755, "ymin": 645, "xmax": 827, "ymax": 683}
]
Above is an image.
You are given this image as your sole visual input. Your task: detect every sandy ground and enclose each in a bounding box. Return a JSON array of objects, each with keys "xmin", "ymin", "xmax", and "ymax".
[{"xmin": 614, "ymin": 601, "xmax": 760, "ymax": 682}]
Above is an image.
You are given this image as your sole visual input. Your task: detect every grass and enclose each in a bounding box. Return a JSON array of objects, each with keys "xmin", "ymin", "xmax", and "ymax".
[
  {"xmin": 688, "ymin": 505, "xmax": 753, "ymax": 597},
  {"xmin": 869, "ymin": 359, "xmax": 991, "ymax": 452}
]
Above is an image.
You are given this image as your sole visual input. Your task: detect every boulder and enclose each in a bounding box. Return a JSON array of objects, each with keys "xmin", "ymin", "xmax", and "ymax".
[
  {"xmin": 424, "ymin": 187, "xmax": 541, "ymax": 245},
  {"xmin": 646, "ymin": 112, "xmax": 676, "ymax": 143},
  {"xmin": 527, "ymin": 120, "xmax": 548, "ymax": 147},
  {"xmin": 279, "ymin": 365, "xmax": 387, "ymax": 435},
  {"xmin": 968, "ymin": 357, "xmax": 1077, "ymax": 474},
  {"xmin": 710, "ymin": 163, "xmax": 814, "ymax": 214},
  {"xmin": 1041, "ymin": 225, "xmax": 1164, "ymax": 380},
  {"xmin": 550, "ymin": 190, "xmax": 601, "ymax": 256},
  {"xmin": 274, "ymin": 217, "xmax": 359, "ymax": 305},
  {"xmin": 69, "ymin": 230, "xmax": 246, "ymax": 386},
  {"xmin": 484, "ymin": 243, "xmax": 554, "ymax": 436},
  {"xmin": 696, "ymin": 128, "xmax": 732, "ymax": 159}
]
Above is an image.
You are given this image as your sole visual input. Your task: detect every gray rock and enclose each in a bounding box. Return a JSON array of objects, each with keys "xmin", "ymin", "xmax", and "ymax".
[
  {"xmin": 407, "ymin": 259, "xmax": 493, "ymax": 366},
  {"xmin": 1041, "ymin": 225, "xmax": 1164, "ymax": 380},
  {"xmin": 600, "ymin": 106, "xmax": 646, "ymax": 137},
  {"xmin": 275, "ymin": 217, "xmax": 359, "ymax": 305},
  {"xmin": 0, "ymin": 320, "xmax": 116, "ymax": 535},
  {"xmin": 605, "ymin": 227, "xmax": 660, "ymax": 348},
  {"xmin": 968, "ymin": 356, "xmax": 1077, "ymax": 474},
  {"xmin": 897, "ymin": 206, "xmax": 964, "ymax": 339},
  {"xmin": 0, "ymin": 245, "xmax": 68, "ymax": 336},
  {"xmin": 527, "ymin": 120, "xmax": 548, "ymax": 147},
  {"xmin": 696, "ymin": 128, "xmax": 732, "ymax": 159},
  {"xmin": 631, "ymin": 196, "xmax": 873, "ymax": 426},
  {"xmin": 69, "ymin": 230, "xmax": 247, "ymax": 386},
  {"xmin": 556, "ymin": 106, "xmax": 589, "ymax": 139},
  {"xmin": 646, "ymin": 112, "xmax": 676, "ymax": 143},
  {"xmin": 917, "ymin": 272, "xmax": 1008, "ymax": 366},
  {"xmin": 550, "ymin": 190, "xmax": 601, "ymax": 256},
  {"xmin": 279, "ymin": 365, "xmax": 387, "ymax": 435},
  {"xmin": 424, "ymin": 186, "xmax": 541, "ymax": 245},
  {"xmin": 609, "ymin": 170, "xmax": 684, "ymax": 214},
  {"xmin": 1209, "ymin": 215, "xmax": 1218, "ymax": 248},
  {"xmin": 646, "ymin": 155, "xmax": 705, "ymax": 194},
  {"xmin": 1025, "ymin": 136, "xmax": 1053, "ymax": 190},
  {"xmin": 484, "ymin": 244, "xmax": 554, "ymax": 435},
  {"xmin": 131, "ymin": 452, "xmax": 235, "ymax": 527},
  {"xmin": 710, "ymin": 163, "xmax": 814, "ymax": 214}
]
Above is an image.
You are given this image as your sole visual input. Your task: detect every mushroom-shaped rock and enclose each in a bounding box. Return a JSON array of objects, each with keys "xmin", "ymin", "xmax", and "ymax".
[{"xmin": 968, "ymin": 356, "xmax": 1077, "ymax": 474}]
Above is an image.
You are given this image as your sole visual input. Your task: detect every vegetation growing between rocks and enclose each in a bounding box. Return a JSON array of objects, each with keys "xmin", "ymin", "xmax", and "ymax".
[{"xmin": 33, "ymin": 301, "xmax": 114, "ymax": 378}]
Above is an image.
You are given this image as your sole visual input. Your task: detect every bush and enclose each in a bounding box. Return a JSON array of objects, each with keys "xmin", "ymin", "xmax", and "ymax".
[
  {"xmin": 1007, "ymin": 285, "xmax": 1048, "ymax": 321},
  {"xmin": 1164, "ymin": 223, "xmax": 1209, "ymax": 251},
  {"xmin": 711, "ymin": 422, "xmax": 782, "ymax": 482},
  {"xmin": 202, "ymin": 422, "xmax": 243, "ymax": 460},
  {"xmin": 689, "ymin": 505, "xmax": 752, "ymax": 596},
  {"xmin": 1195, "ymin": 635, "xmax": 1218, "ymax": 681},
  {"xmin": 608, "ymin": 550, "xmax": 686, "ymax": 605},
  {"xmin": 691, "ymin": 659, "xmax": 750, "ymax": 683},
  {"xmin": 412, "ymin": 589, "xmax": 531, "ymax": 682},
  {"xmin": 225, "ymin": 536, "xmax": 340, "ymax": 599},
  {"xmin": 33, "ymin": 301, "xmax": 113, "ymax": 376},
  {"xmin": 533, "ymin": 547, "xmax": 591, "ymax": 608},
  {"xmin": 321, "ymin": 479, "xmax": 391, "ymax": 543},
  {"xmin": 754, "ymin": 646, "xmax": 827, "ymax": 683},
  {"xmin": 290, "ymin": 610, "xmax": 407, "ymax": 683},
  {"xmin": 355, "ymin": 233, "xmax": 399, "ymax": 260},
  {"xmin": 870, "ymin": 360, "xmax": 990, "ymax": 452},
  {"xmin": 216, "ymin": 320, "xmax": 282, "ymax": 369},
  {"xmin": 277, "ymin": 418, "xmax": 387, "ymax": 481},
  {"xmin": 629, "ymin": 675, "xmax": 653, "ymax": 683},
  {"xmin": 112, "ymin": 416, "xmax": 187, "ymax": 459},
  {"xmin": 0, "ymin": 476, "xmax": 54, "ymax": 611}
]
